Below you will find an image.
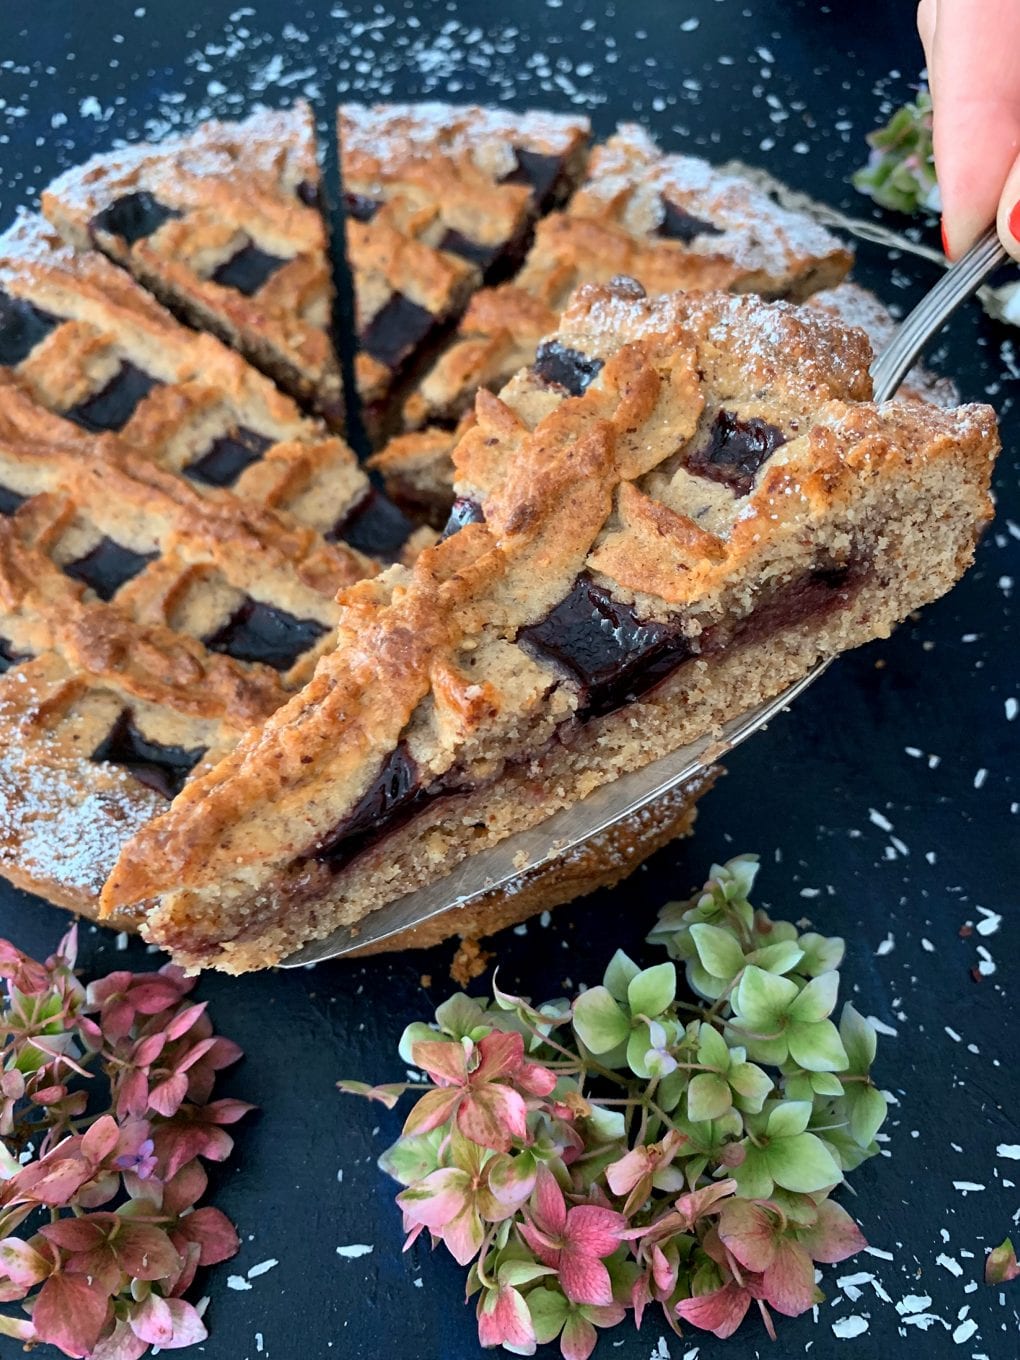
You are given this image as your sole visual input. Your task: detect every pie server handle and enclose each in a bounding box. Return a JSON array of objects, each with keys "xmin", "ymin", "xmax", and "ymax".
[{"xmin": 280, "ymin": 227, "xmax": 1007, "ymax": 967}]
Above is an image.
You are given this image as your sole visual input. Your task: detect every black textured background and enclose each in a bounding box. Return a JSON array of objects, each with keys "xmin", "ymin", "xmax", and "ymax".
[{"xmin": 0, "ymin": 1, "xmax": 1017, "ymax": 1357}]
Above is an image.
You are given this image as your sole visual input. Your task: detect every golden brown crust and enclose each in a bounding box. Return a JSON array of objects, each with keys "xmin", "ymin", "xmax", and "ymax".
[
  {"xmin": 103, "ymin": 284, "xmax": 997, "ymax": 972},
  {"xmin": 378, "ymin": 124, "xmax": 854, "ymax": 514},
  {"xmin": 806, "ymin": 281, "xmax": 959, "ymax": 407},
  {"xmin": 340, "ymin": 102, "xmax": 590, "ymax": 413},
  {"xmin": 0, "ymin": 206, "xmax": 401, "ymax": 918},
  {"xmin": 0, "ymin": 212, "xmax": 369, "ymax": 535},
  {"xmin": 40, "ymin": 104, "xmax": 344, "ymax": 426}
]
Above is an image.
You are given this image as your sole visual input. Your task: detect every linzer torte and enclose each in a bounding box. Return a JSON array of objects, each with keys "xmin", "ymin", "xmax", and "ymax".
[
  {"xmin": 100, "ymin": 281, "xmax": 997, "ymax": 972},
  {"xmin": 41, "ymin": 102, "xmax": 346, "ymax": 429}
]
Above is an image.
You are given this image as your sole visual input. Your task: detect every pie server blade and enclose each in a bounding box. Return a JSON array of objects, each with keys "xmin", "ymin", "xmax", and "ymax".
[{"xmin": 279, "ymin": 226, "xmax": 1007, "ymax": 968}]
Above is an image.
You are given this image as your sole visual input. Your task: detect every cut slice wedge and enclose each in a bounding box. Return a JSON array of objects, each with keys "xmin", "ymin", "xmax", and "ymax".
[
  {"xmin": 42, "ymin": 102, "xmax": 345, "ymax": 429},
  {"xmin": 339, "ymin": 101, "xmax": 590, "ymax": 438},
  {"xmin": 101, "ymin": 280, "xmax": 998, "ymax": 973}
]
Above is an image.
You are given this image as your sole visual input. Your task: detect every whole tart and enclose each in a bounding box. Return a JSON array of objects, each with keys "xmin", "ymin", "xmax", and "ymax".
[
  {"xmin": 101, "ymin": 281, "xmax": 998, "ymax": 973},
  {"xmin": 339, "ymin": 102, "xmax": 590, "ymax": 435},
  {"xmin": 371, "ymin": 123, "xmax": 853, "ymax": 521},
  {"xmin": 41, "ymin": 102, "xmax": 346, "ymax": 429}
]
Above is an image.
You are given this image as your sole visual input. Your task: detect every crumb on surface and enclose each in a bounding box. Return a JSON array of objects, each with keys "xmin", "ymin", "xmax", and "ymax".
[{"xmin": 449, "ymin": 936, "xmax": 493, "ymax": 985}]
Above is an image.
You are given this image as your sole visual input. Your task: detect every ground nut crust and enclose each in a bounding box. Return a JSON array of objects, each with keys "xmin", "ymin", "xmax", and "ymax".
[
  {"xmin": 340, "ymin": 102, "xmax": 591, "ymax": 417},
  {"xmin": 103, "ymin": 284, "xmax": 998, "ymax": 972}
]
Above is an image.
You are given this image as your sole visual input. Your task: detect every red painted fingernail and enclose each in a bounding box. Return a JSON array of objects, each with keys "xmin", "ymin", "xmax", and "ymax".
[
  {"xmin": 940, "ymin": 218, "xmax": 951, "ymax": 257},
  {"xmin": 1009, "ymin": 201, "xmax": 1020, "ymax": 244}
]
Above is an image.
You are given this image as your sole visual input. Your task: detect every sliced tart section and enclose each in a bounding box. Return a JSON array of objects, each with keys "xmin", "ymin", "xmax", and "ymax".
[
  {"xmin": 41, "ymin": 103, "xmax": 345, "ymax": 429},
  {"xmin": 0, "ymin": 214, "xmax": 396, "ymax": 919},
  {"xmin": 101, "ymin": 281, "xmax": 997, "ymax": 972},
  {"xmin": 339, "ymin": 102, "xmax": 589, "ymax": 435},
  {"xmin": 371, "ymin": 124, "xmax": 852, "ymax": 522},
  {"xmin": 0, "ymin": 212, "xmax": 415, "ymax": 555}
]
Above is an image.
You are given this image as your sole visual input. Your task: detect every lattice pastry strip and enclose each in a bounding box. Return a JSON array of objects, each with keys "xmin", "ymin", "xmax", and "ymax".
[
  {"xmin": 99, "ymin": 283, "xmax": 998, "ymax": 973},
  {"xmin": 0, "ymin": 213, "xmax": 420, "ymax": 556},
  {"xmin": 40, "ymin": 102, "xmax": 345, "ymax": 428},
  {"xmin": 339, "ymin": 102, "xmax": 590, "ymax": 431},
  {"xmin": 371, "ymin": 124, "xmax": 854, "ymax": 522}
]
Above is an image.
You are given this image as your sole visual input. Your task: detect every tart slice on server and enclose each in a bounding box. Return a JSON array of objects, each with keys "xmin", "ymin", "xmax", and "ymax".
[
  {"xmin": 101, "ymin": 280, "xmax": 998, "ymax": 973},
  {"xmin": 42, "ymin": 102, "xmax": 345, "ymax": 429}
]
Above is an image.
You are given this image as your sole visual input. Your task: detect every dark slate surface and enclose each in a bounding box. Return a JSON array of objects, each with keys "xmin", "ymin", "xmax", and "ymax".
[{"xmin": 0, "ymin": 1, "xmax": 1017, "ymax": 1357}]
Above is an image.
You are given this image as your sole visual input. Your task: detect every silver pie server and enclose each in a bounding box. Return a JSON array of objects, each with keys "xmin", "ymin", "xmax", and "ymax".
[{"xmin": 281, "ymin": 226, "xmax": 1007, "ymax": 967}]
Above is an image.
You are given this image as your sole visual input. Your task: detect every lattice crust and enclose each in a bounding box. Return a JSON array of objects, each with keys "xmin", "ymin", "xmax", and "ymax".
[
  {"xmin": 339, "ymin": 102, "xmax": 590, "ymax": 424},
  {"xmin": 371, "ymin": 124, "xmax": 853, "ymax": 520},
  {"xmin": 40, "ymin": 102, "xmax": 345, "ymax": 428},
  {"xmin": 372, "ymin": 281, "xmax": 950, "ymax": 526},
  {"xmin": 0, "ymin": 378, "xmax": 372, "ymax": 683},
  {"xmin": 0, "ymin": 212, "xmax": 424, "ymax": 560},
  {"xmin": 101, "ymin": 283, "xmax": 998, "ymax": 973},
  {"xmin": 0, "ymin": 365, "xmax": 386, "ymax": 917}
]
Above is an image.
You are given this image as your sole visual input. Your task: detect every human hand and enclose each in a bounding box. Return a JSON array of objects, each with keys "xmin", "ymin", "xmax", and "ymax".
[{"xmin": 917, "ymin": 0, "xmax": 1020, "ymax": 260}]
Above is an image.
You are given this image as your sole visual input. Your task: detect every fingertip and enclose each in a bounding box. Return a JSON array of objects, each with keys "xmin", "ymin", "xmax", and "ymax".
[{"xmin": 996, "ymin": 152, "xmax": 1020, "ymax": 264}]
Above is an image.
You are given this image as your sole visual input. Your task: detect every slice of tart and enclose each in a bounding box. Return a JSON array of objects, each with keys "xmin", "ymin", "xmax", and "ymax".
[
  {"xmin": 0, "ymin": 211, "xmax": 415, "ymax": 556},
  {"xmin": 371, "ymin": 124, "xmax": 852, "ymax": 521},
  {"xmin": 41, "ymin": 103, "xmax": 345, "ymax": 429},
  {"xmin": 339, "ymin": 102, "xmax": 589, "ymax": 435},
  {"xmin": 101, "ymin": 280, "xmax": 997, "ymax": 973}
]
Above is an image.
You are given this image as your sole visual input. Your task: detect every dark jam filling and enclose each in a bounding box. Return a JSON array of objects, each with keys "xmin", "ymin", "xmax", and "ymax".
[
  {"xmin": 343, "ymin": 191, "xmax": 381, "ymax": 223},
  {"xmin": 713, "ymin": 560, "xmax": 862, "ymax": 652},
  {"xmin": 300, "ymin": 557, "xmax": 867, "ymax": 874},
  {"xmin": 296, "ymin": 179, "xmax": 321, "ymax": 208},
  {"xmin": 63, "ymin": 362, "xmax": 160, "ymax": 433},
  {"xmin": 361, "ymin": 293, "xmax": 437, "ymax": 372},
  {"xmin": 63, "ymin": 537, "xmax": 158, "ymax": 601},
  {"xmin": 310, "ymin": 742, "xmax": 429, "ymax": 872},
  {"xmin": 440, "ymin": 497, "xmax": 485, "ymax": 540},
  {"xmin": 0, "ymin": 484, "xmax": 26, "ymax": 517},
  {"xmin": 686, "ymin": 410, "xmax": 788, "ymax": 497},
  {"xmin": 519, "ymin": 573, "xmax": 693, "ymax": 720},
  {"xmin": 184, "ymin": 427, "xmax": 273, "ymax": 488},
  {"xmin": 0, "ymin": 638, "xmax": 31, "ymax": 674},
  {"xmin": 532, "ymin": 341, "xmax": 604, "ymax": 397},
  {"xmin": 210, "ymin": 241, "xmax": 288, "ymax": 296},
  {"xmin": 90, "ymin": 709, "xmax": 205, "ymax": 800},
  {"xmin": 0, "ymin": 290, "xmax": 60, "ymax": 367},
  {"xmin": 501, "ymin": 148, "xmax": 565, "ymax": 208},
  {"xmin": 657, "ymin": 197, "xmax": 725, "ymax": 244},
  {"xmin": 203, "ymin": 599, "xmax": 327, "ymax": 672},
  {"xmin": 90, "ymin": 191, "xmax": 183, "ymax": 245},
  {"xmin": 438, "ymin": 228, "xmax": 501, "ymax": 272},
  {"xmin": 328, "ymin": 488, "xmax": 413, "ymax": 559}
]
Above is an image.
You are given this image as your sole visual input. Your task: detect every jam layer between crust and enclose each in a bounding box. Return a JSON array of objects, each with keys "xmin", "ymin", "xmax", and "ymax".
[
  {"xmin": 90, "ymin": 709, "xmax": 206, "ymax": 800},
  {"xmin": 301, "ymin": 554, "xmax": 866, "ymax": 876}
]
